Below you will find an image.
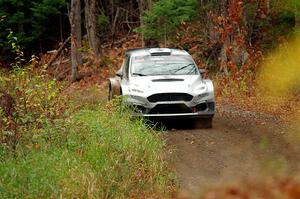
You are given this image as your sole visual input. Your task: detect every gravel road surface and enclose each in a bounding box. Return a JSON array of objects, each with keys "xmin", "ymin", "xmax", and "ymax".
[{"xmin": 163, "ymin": 103, "xmax": 300, "ymax": 193}]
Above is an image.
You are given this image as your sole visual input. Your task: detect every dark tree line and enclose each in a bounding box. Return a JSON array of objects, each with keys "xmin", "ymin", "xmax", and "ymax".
[
  {"xmin": 0, "ymin": 0, "xmax": 143, "ymax": 60},
  {"xmin": 1, "ymin": 0, "xmax": 299, "ymax": 78},
  {"xmin": 69, "ymin": 0, "xmax": 147, "ymax": 81},
  {"xmin": 0, "ymin": 0, "xmax": 69, "ymax": 61}
]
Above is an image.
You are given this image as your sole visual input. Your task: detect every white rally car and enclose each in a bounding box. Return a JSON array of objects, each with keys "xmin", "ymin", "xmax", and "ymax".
[{"xmin": 108, "ymin": 48, "xmax": 215, "ymax": 126}]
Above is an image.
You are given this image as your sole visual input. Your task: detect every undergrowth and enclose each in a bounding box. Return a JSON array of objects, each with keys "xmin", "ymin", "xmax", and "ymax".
[
  {"xmin": 0, "ymin": 65, "xmax": 67, "ymax": 152},
  {"xmin": 0, "ymin": 100, "xmax": 173, "ymax": 198},
  {"xmin": 0, "ymin": 65, "xmax": 173, "ymax": 198}
]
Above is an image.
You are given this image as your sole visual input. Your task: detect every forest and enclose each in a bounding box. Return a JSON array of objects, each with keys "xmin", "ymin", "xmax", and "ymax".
[{"xmin": 1, "ymin": 0, "xmax": 300, "ymax": 198}]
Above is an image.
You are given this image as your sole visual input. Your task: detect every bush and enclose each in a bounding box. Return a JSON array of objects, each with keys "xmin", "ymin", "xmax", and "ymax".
[
  {"xmin": 136, "ymin": 0, "xmax": 198, "ymax": 43},
  {"xmin": 0, "ymin": 65, "xmax": 67, "ymax": 152}
]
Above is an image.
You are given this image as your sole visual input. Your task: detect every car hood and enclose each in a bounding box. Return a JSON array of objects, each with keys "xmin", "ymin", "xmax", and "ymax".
[{"xmin": 127, "ymin": 75, "xmax": 204, "ymax": 96}]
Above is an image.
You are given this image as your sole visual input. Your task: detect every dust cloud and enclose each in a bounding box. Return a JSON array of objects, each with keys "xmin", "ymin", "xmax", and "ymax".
[{"xmin": 257, "ymin": 34, "xmax": 300, "ymax": 135}]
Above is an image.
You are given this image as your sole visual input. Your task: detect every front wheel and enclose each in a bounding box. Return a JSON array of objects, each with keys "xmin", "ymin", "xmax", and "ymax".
[{"xmin": 108, "ymin": 81, "xmax": 121, "ymax": 101}]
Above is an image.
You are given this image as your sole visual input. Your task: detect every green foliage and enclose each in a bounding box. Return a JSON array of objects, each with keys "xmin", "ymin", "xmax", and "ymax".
[
  {"xmin": 0, "ymin": 0, "xmax": 68, "ymax": 59},
  {"xmin": 259, "ymin": 0, "xmax": 299, "ymax": 50},
  {"xmin": 272, "ymin": 0, "xmax": 300, "ymax": 27},
  {"xmin": 136, "ymin": 0, "xmax": 198, "ymax": 42},
  {"xmin": 6, "ymin": 30, "xmax": 25, "ymax": 68},
  {"xmin": 98, "ymin": 14, "xmax": 108, "ymax": 31},
  {"xmin": 288, "ymin": 0, "xmax": 300, "ymax": 15},
  {"xmin": 31, "ymin": 0, "xmax": 67, "ymax": 39},
  {"xmin": 0, "ymin": 102, "xmax": 172, "ymax": 198},
  {"xmin": 0, "ymin": 65, "xmax": 67, "ymax": 152},
  {"xmin": 288, "ymin": 0, "xmax": 300, "ymax": 31}
]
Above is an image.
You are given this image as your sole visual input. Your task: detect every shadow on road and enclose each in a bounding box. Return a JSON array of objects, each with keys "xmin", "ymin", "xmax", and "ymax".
[{"xmin": 146, "ymin": 118, "xmax": 197, "ymax": 130}]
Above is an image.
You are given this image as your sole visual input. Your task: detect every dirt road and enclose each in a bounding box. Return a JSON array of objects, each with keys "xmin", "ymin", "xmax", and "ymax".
[{"xmin": 163, "ymin": 103, "xmax": 300, "ymax": 194}]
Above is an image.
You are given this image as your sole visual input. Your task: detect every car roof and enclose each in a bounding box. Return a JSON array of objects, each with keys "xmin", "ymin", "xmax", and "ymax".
[{"xmin": 125, "ymin": 48, "xmax": 190, "ymax": 57}]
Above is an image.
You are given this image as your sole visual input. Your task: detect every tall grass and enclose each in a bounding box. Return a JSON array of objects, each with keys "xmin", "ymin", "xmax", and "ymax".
[{"xmin": 0, "ymin": 101, "xmax": 173, "ymax": 198}]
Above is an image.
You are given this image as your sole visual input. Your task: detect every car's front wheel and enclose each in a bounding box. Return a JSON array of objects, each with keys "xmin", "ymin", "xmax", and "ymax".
[{"xmin": 108, "ymin": 80, "xmax": 122, "ymax": 101}]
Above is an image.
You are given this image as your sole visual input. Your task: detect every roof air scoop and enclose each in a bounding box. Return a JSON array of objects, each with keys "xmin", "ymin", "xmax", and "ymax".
[{"xmin": 149, "ymin": 48, "xmax": 171, "ymax": 56}]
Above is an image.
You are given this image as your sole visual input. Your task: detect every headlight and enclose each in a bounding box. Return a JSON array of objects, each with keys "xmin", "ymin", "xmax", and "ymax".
[{"xmin": 194, "ymin": 93, "xmax": 209, "ymax": 102}]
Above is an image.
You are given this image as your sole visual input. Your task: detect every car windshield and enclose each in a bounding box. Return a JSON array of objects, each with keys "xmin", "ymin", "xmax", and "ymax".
[{"xmin": 131, "ymin": 55, "xmax": 198, "ymax": 76}]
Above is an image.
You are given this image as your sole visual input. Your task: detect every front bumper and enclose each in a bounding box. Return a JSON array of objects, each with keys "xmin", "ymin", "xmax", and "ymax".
[
  {"xmin": 132, "ymin": 101, "xmax": 215, "ymax": 119},
  {"xmin": 137, "ymin": 111, "xmax": 214, "ymax": 119}
]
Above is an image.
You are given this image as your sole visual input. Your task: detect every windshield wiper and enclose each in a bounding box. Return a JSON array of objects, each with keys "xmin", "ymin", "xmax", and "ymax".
[
  {"xmin": 171, "ymin": 63, "xmax": 194, "ymax": 74},
  {"xmin": 132, "ymin": 73, "xmax": 147, "ymax": 76},
  {"xmin": 150, "ymin": 64, "xmax": 196, "ymax": 76}
]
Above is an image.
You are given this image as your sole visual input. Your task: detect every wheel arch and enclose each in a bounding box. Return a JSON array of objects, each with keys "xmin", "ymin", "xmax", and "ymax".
[{"xmin": 108, "ymin": 77, "xmax": 121, "ymax": 100}]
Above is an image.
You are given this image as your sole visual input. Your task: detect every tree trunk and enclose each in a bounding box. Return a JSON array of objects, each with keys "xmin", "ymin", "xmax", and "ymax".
[
  {"xmin": 85, "ymin": 0, "xmax": 102, "ymax": 56},
  {"xmin": 70, "ymin": 0, "xmax": 82, "ymax": 82},
  {"xmin": 220, "ymin": 39, "xmax": 229, "ymax": 75},
  {"xmin": 219, "ymin": 0, "xmax": 229, "ymax": 74},
  {"xmin": 264, "ymin": 0, "xmax": 270, "ymax": 15},
  {"xmin": 218, "ymin": 0, "xmax": 249, "ymax": 74},
  {"xmin": 137, "ymin": 0, "xmax": 146, "ymax": 47}
]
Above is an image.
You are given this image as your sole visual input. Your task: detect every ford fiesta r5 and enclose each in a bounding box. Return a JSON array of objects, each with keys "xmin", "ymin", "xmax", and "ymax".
[{"xmin": 108, "ymin": 48, "xmax": 215, "ymax": 126}]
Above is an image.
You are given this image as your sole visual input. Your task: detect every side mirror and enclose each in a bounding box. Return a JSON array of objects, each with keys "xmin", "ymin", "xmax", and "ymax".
[{"xmin": 116, "ymin": 69, "xmax": 123, "ymax": 77}]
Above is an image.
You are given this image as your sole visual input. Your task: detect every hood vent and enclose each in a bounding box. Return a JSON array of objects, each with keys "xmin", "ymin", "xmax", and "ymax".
[{"xmin": 152, "ymin": 78, "xmax": 184, "ymax": 82}]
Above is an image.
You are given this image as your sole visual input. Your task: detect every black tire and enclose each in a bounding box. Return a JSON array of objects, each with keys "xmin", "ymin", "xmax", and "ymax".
[{"xmin": 193, "ymin": 117, "xmax": 213, "ymax": 129}]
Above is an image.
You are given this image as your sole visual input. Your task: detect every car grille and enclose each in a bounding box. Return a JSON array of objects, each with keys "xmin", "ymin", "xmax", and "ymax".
[
  {"xmin": 147, "ymin": 93, "xmax": 193, "ymax": 102},
  {"xmin": 149, "ymin": 104, "xmax": 192, "ymax": 114}
]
